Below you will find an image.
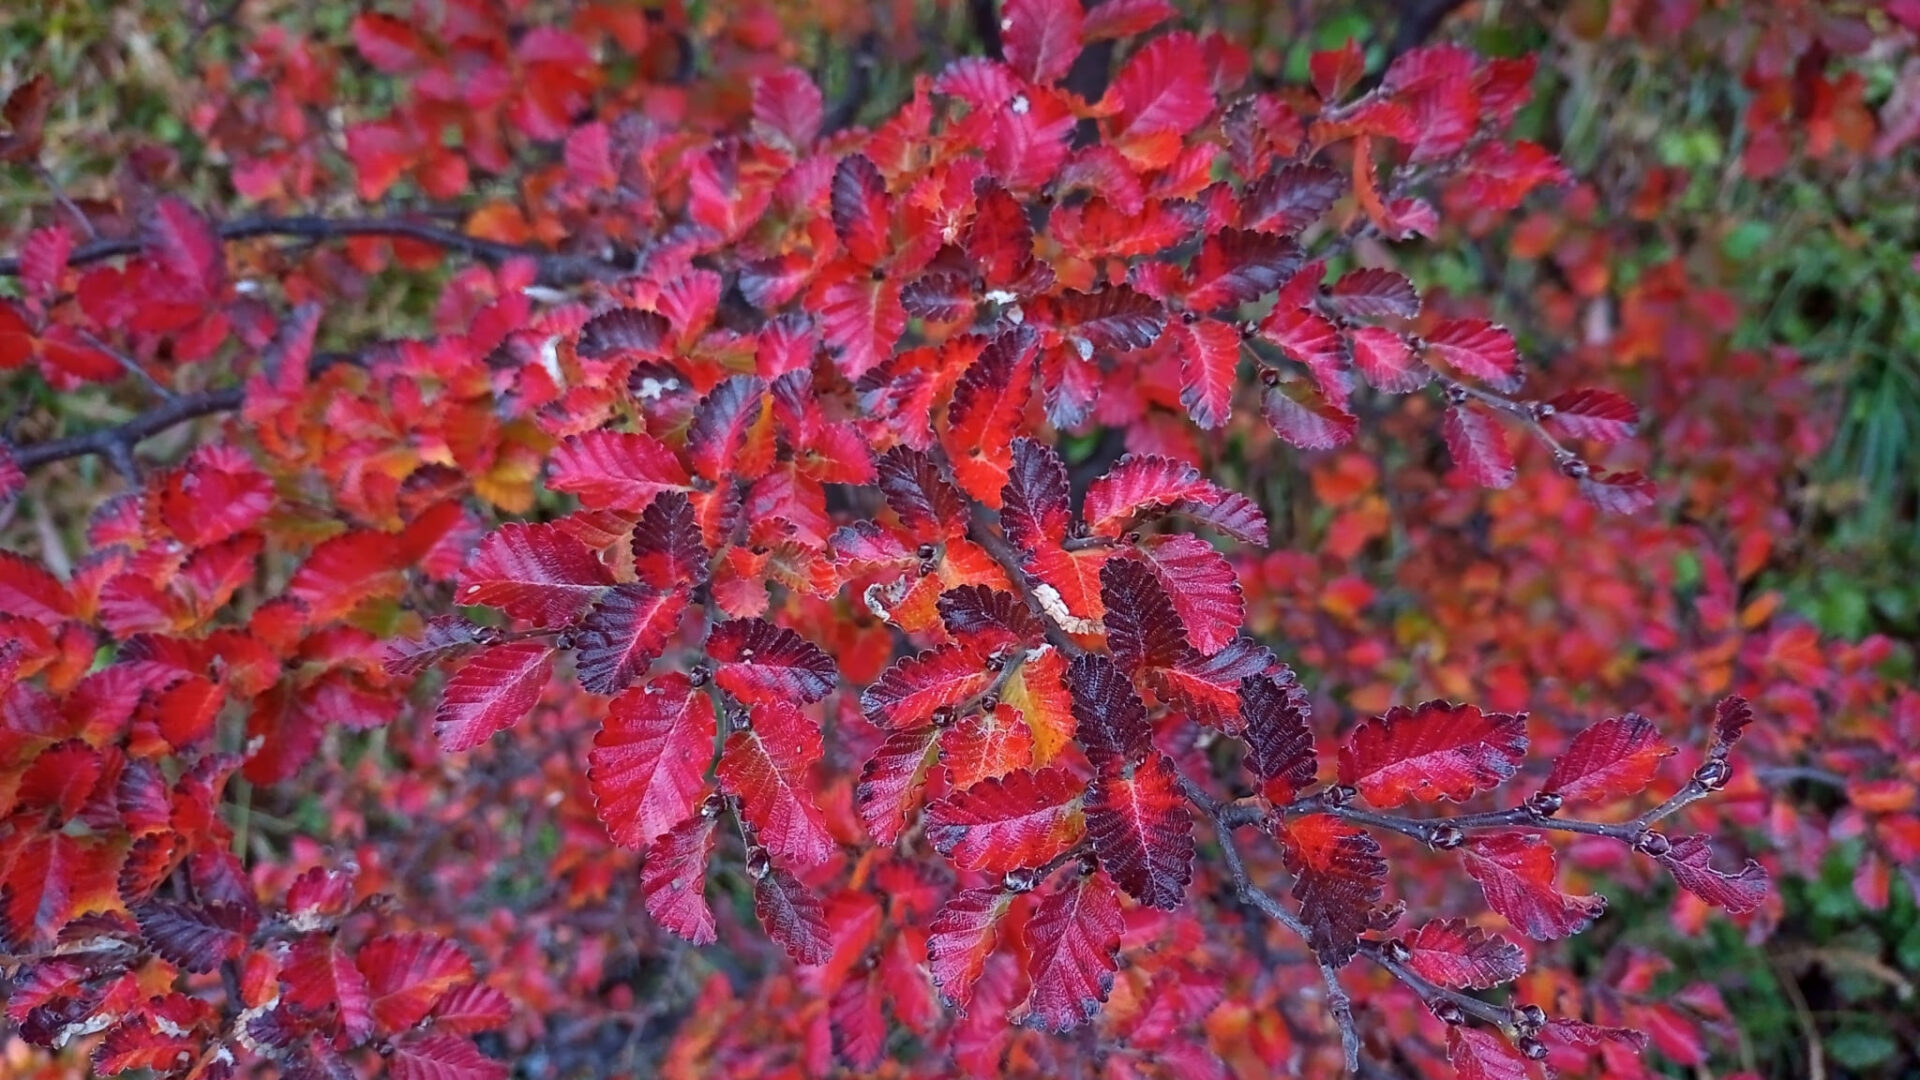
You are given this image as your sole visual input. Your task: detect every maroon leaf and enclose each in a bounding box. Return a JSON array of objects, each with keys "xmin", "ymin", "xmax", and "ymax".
[
  {"xmin": 752, "ymin": 862, "xmax": 832, "ymax": 965},
  {"xmin": 1260, "ymin": 380, "xmax": 1356, "ymax": 450},
  {"xmin": 1099, "ymin": 557, "xmax": 1192, "ymax": 674},
  {"xmin": 1655, "ymin": 834, "xmax": 1768, "ymax": 914},
  {"xmin": 1402, "ymin": 918, "xmax": 1525, "ymax": 989},
  {"xmin": 1711, "ymin": 695, "xmax": 1754, "ymax": 751},
  {"xmin": 1325, "ymin": 268, "xmax": 1420, "ymax": 320},
  {"xmin": 1171, "ymin": 317, "xmax": 1243, "ymax": 429},
  {"xmin": 1082, "ymin": 455, "xmax": 1220, "ymax": 537},
  {"xmin": 388, "ymin": 1033, "xmax": 507, "ymax": 1080},
  {"xmin": 631, "ymin": 491, "xmax": 710, "ymax": 589},
  {"xmin": 1066, "ymin": 652, "xmax": 1154, "ymax": 771},
  {"xmin": 876, "ymin": 445, "xmax": 966, "ymax": 538},
  {"xmin": 1460, "ymin": 831, "xmax": 1606, "ymax": 941},
  {"xmin": 706, "ymin": 619, "xmax": 837, "ymax": 705},
  {"xmin": 1184, "ymin": 228, "xmax": 1303, "ymax": 311},
  {"xmin": 831, "ymin": 154, "xmax": 891, "ymax": 265},
  {"xmin": 1133, "ymin": 533, "xmax": 1245, "ymax": 654},
  {"xmin": 1012, "ymin": 870, "xmax": 1124, "ymax": 1032},
  {"xmin": 938, "ymin": 585, "xmax": 1045, "ymax": 645},
  {"xmin": 1053, "ymin": 286, "xmax": 1167, "ymax": 352},
  {"xmin": 1279, "ymin": 814, "xmax": 1387, "ymax": 965},
  {"xmin": 1350, "ymin": 326, "xmax": 1430, "ymax": 393},
  {"xmin": 577, "ymin": 308, "xmax": 670, "ymax": 360},
  {"xmin": 1243, "ymin": 163, "xmax": 1344, "ymax": 234},
  {"xmin": 1338, "ymin": 701, "xmax": 1527, "ymax": 807},
  {"xmin": 1578, "ymin": 469, "xmax": 1656, "ymax": 514},
  {"xmin": 1002, "ymin": 0, "xmax": 1083, "ymax": 84},
  {"xmin": 573, "ymin": 584, "xmax": 690, "ymax": 695},
  {"xmin": 1145, "ymin": 636, "xmax": 1277, "ymax": 733},
  {"xmin": 1001, "ymin": 437, "xmax": 1073, "ymax": 554},
  {"xmin": 1442, "ymin": 405, "xmax": 1517, "ymax": 489},
  {"xmin": 1085, "ymin": 753, "xmax": 1193, "ymax": 910},
  {"xmin": 1238, "ymin": 671, "xmax": 1317, "ymax": 801}
]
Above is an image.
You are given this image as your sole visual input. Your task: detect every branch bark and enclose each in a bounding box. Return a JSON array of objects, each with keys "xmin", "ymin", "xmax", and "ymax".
[{"xmin": 0, "ymin": 213, "xmax": 623, "ymax": 286}]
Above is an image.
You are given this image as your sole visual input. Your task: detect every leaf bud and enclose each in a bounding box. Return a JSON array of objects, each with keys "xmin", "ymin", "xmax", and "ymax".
[
  {"xmin": 1429, "ymin": 825, "xmax": 1465, "ymax": 850},
  {"xmin": 700, "ymin": 792, "xmax": 726, "ymax": 818},
  {"xmin": 745, "ymin": 846, "xmax": 771, "ymax": 879},
  {"xmin": 1431, "ymin": 1000, "xmax": 1465, "ymax": 1025},
  {"xmin": 1518, "ymin": 1036, "xmax": 1549, "ymax": 1061},
  {"xmin": 916, "ymin": 542, "xmax": 938, "ymax": 561},
  {"xmin": 1635, "ymin": 830, "xmax": 1672, "ymax": 857},
  {"xmin": 1525, "ymin": 791, "xmax": 1563, "ymax": 817},
  {"xmin": 688, "ymin": 664, "xmax": 712, "ymax": 687},
  {"xmin": 1559, "ymin": 457, "xmax": 1590, "ymax": 479},
  {"xmin": 1382, "ymin": 938, "xmax": 1412, "ymax": 964},
  {"xmin": 1004, "ymin": 867, "xmax": 1040, "ymax": 892},
  {"xmin": 980, "ymin": 694, "xmax": 1000, "ymax": 712},
  {"xmin": 1513, "ymin": 1003, "xmax": 1546, "ymax": 1033},
  {"xmin": 1259, "ymin": 366, "xmax": 1281, "ymax": 386},
  {"xmin": 1322, "ymin": 784, "xmax": 1358, "ymax": 808},
  {"xmin": 1692, "ymin": 759, "xmax": 1732, "ymax": 790},
  {"xmin": 1444, "ymin": 383, "xmax": 1469, "ymax": 405}
]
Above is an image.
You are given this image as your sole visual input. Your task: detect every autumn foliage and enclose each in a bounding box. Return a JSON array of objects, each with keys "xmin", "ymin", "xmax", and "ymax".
[{"xmin": 1, "ymin": 2, "xmax": 1915, "ymax": 1079}]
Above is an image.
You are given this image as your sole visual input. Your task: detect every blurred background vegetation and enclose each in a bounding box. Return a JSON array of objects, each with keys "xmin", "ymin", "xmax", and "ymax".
[{"xmin": 3, "ymin": 1, "xmax": 1916, "ymax": 1076}]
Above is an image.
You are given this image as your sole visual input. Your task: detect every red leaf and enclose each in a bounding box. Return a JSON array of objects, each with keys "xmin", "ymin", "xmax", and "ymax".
[
  {"xmin": 1000, "ymin": 437, "xmax": 1073, "ymax": 554},
  {"xmin": 928, "ymin": 888, "xmax": 1014, "ymax": 1011},
  {"xmin": 388, "ymin": 1033, "xmax": 507, "ymax": 1080},
  {"xmin": 642, "ymin": 811, "xmax": 719, "ymax": 944},
  {"xmin": 351, "ymin": 12, "xmax": 426, "ymax": 73},
  {"xmin": 1655, "ymin": 834, "xmax": 1769, "ymax": 914},
  {"xmin": 1546, "ymin": 388, "xmax": 1639, "ymax": 444},
  {"xmin": 1177, "ymin": 490, "xmax": 1269, "ymax": 545},
  {"xmin": 1402, "ymin": 918, "xmax": 1525, "ymax": 989},
  {"xmin": 1338, "ymin": 700, "xmax": 1527, "ymax": 807},
  {"xmin": 1543, "ymin": 715, "xmax": 1675, "ymax": 807},
  {"xmin": 831, "ymin": 972, "xmax": 886, "ymax": 1069},
  {"xmin": 142, "ymin": 197, "xmax": 222, "ymax": 296},
  {"xmin": 0, "ymin": 550, "xmax": 72, "ymax": 624},
  {"xmin": 1085, "ymin": 753, "xmax": 1193, "ymax": 910},
  {"xmin": 752, "ymin": 862, "xmax": 832, "ymax": 964},
  {"xmin": 1448, "ymin": 1027, "xmax": 1529, "ymax": 1080},
  {"xmin": 1003, "ymin": 0, "xmax": 1083, "ymax": 84},
  {"xmin": 1461, "ymin": 831, "xmax": 1606, "ymax": 940},
  {"xmin": 573, "ymin": 584, "xmax": 690, "ymax": 695},
  {"xmin": 1578, "ymin": 469, "xmax": 1656, "ymax": 514},
  {"xmin": 856, "ymin": 725, "xmax": 942, "ymax": 845},
  {"xmin": 1099, "ymin": 556, "xmax": 1192, "ymax": 673},
  {"xmin": 1260, "ymin": 380, "xmax": 1356, "ymax": 450},
  {"xmin": 861, "ymin": 645, "xmax": 997, "ymax": 730},
  {"xmin": 831, "ymin": 154, "xmax": 892, "ymax": 266},
  {"xmin": 1423, "ymin": 320, "xmax": 1519, "ymax": 389},
  {"xmin": 943, "ymin": 326, "xmax": 1040, "ymax": 507},
  {"xmin": 430, "ymin": 985, "xmax": 513, "ymax": 1034},
  {"xmin": 1257, "ymin": 304, "xmax": 1345, "ymax": 380},
  {"xmin": 385, "ymin": 616, "xmax": 493, "ymax": 678},
  {"xmin": 434, "ymin": 642, "xmax": 554, "ymax": 752},
  {"xmin": 1171, "ymin": 317, "xmax": 1243, "ymax": 429},
  {"xmin": 1066, "ymin": 652, "xmax": 1153, "ymax": 771},
  {"xmin": 718, "ymin": 701, "xmax": 836, "ymax": 869},
  {"xmin": 1442, "ymin": 405, "xmax": 1517, "ymax": 489},
  {"xmin": 547, "ymin": 431, "xmax": 692, "ymax": 513},
  {"xmin": 631, "ymin": 491, "xmax": 709, "ymax": 589},
  {"xmin": 1012, "ymin": 870, "xmax": 1124, "ymax": 1032},
  {"xmin": 752, "ymin": 67, "xmax": 823, "ymax": 149},
  {"xmin": 1133, "ymin": 533, "xmax": 1245, "ymax": 654},
  {"xmin": 1080, "ymin": 0, "xmax": 1175, "ymax": 40},
  {"xmin": 1279, "ymin": 813, "xmax": 1387, "ymax": 964},
  {"xmin": 456, "ymin": 522, "xmax": 613, "ymax": 627},
  {"xmin": 943, "ymin": 703, "xmax": 1037, "ymax": 788},
  {"xmin": 588, "ymin": 673, "xmax": 716, "ymax": 851},
  {"xmin": 926, "ymin": 767, "xmax": 1086, "ymax": 874},
  {"xmin": 705, "ymin": 619, "xmax": 837, "ymax": 705},
  {"xmin": 1238, "ymin": 670, "xmax": 1317, "ymax": 801},
  {"xmin": 133, "ymin": 900, "xmax": 247, "ymax": 974},
  {"xmin": 1326, "ymin": 268, "xmax": 1420, "ymax": 320},
  {"xmin": 1350, "ymin": 326, "xmax": 1429, "ymax": 392},
  {"xmin": 1108, "ymin": 32, "xmax": 1213, "ymax": 139},
  {"xmin": 1183, "ymin": 228, "xmax": 1303, "ymax": 311},
  {"xmin": 1145, "ymin": 636, "xmax": 1276, "ymax": 733},
  {"xmin": 1083, "ymin": 455, "xmax": 1220, "ymax": 537},
  {"xmin": 1310, "ymin": 40, "xmax": 1364, "ymax": 101},
  {"xmin": 357, "ymin": 933, "xmax": 474, "ymax": 1035},
  {"xmin": 284, "ymin": 934, "xmax": 374, "ymax": 1044}
]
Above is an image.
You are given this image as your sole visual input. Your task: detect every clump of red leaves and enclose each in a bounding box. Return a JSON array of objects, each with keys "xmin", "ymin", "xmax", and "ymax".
[{"xmin": 0, "ymin": 2, "xmax": 1819, "ymax": 1078}]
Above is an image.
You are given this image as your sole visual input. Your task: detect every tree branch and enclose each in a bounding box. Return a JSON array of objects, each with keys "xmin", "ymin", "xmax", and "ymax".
[
  {"xmin": 10, "ymin": 386, "xmax": 241, "ymax": 473},
  {"xmin": 0, "ymin": 213, "xmax": 623, "ymax": 286}
]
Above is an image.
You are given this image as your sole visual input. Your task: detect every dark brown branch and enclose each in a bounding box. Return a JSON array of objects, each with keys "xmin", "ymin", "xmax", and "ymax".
[
  {"xmin": 10, "ymin": 386, "xmax": 241, "ymax": 472},
  {"xmin": 0, "ymin": 214, "xmax": 623, "ymax": 286}
]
